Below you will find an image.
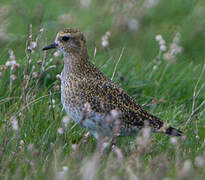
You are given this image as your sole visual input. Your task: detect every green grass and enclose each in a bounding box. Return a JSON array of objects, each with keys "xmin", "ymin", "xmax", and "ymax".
[{"xmin": 0, "ymin": 0, "xmax": 205, "ymax": 179}]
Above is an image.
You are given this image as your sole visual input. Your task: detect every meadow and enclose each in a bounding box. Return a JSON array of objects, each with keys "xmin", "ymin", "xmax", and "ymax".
[{"xmin": 0, "ymin": 0, "xmax": 205, "ymax": 179}]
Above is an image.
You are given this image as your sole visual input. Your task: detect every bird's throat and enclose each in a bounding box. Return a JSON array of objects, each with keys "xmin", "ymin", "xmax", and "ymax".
[{"xmin": 63, "ymin": 51, "xmax": 91, "ymax": 76}]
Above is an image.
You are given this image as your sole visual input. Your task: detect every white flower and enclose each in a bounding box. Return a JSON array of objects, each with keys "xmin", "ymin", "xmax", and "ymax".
[
  {"xmin": 62, "ymin": 116, "xmax": 70, "ymax": 126},
  {"xmin": 101, "ymin": 31, "xmax": 111, "ymax": 48},
  {"xmin": 106, "ymin": 31, "xmax": 111, "ymax": 36},
  {"xmin": 162, "ymin": 32, "xmax": 183, "ymax": 61},
  {"xmin": 49, "ymin": 99, "xmax": 56, "ymax": 108},
  {"xmin": 54, "ymin": 51, "xmax": 61, "ymax": 58},
  {"xmin": 159, "ymin": 39, "xmax": 166, "ymax": 45},
  {"xmin": 10, "ymin": 116, "xmax": 18, "ymax": 131},
  {"xmin": 56, "ymin": 74, "xmax": 61, "ymax": 80},
  {"xmin": 160, "ymin": 44, "xmax": 167, "ymax": 51},
  {"xmin": 163, "ymin": 52, "xmax": 172, "ymax": 60},
  {"xmin": 155, "ymin": 34, "xmax": 162, "ymax": 41},
  {"xmin": 52, "ymin": 99, "xmax": 55, "ymax": 105},
  {"xmin": 5, "ymin": 61, "xmax": 11, "ymax": 66},
  {"xmin": 170, "ymin": 137, "xmax": 177, "ymax": 145},
  {"xmin": 58, "ymin": 128, "xmax": 64, "ymax": 135},
  {"xmin": 20, "ymin": 140, "xmax": 24, "ymax": 146},
  {"xmin": 153, "ymin": 65, "xmax": 157, "ymax": 70},
  {"xmin": 10, "ymin": 74, "xmax": 17, "ymax": 81},
  {"xmin": 32, "ymin": 72, "xmax": 38, "ymax": 78},
  {"xmin": 62, "ymin": 166, "xmax": 68, "ymax": 172},
  {"xmin": 9, "ymin": 49, "xmax": 15, "ymax": 61},
  {"xmin": 39, "ymin": 28, "xmax": 44, "ymax": 32},
  {"xmin": 101, "ymin": 39, "xmax": 109, "ymax": 47},
  {"xmin": 5, "ymin": 51, "xmax": 20, "ymax": 71},
  {"xmin": 30, "ymin": 42, "xmax": 37, "ymax": 49}
]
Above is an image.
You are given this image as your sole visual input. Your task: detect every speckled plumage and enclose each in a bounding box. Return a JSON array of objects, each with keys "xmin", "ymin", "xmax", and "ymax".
[{"xmin": 42, "ymin": 28, "xmax": 182, "ymax": 139}]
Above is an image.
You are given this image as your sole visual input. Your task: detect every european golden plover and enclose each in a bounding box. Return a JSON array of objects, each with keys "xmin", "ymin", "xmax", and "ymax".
[{"xmin": 42, "ymin": 28, "xmax": 182, "ymax": 139}]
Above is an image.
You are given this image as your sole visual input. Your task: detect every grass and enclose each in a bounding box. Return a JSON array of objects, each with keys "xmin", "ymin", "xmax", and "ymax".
[{"xmin": 0, "ymin": 0, "xmax": 205, "ymax": 179}]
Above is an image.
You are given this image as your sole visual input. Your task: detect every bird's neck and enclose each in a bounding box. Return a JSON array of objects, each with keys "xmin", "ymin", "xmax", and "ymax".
[{"xmin": 62, "ymin": 50, "xmax": 92, "ymax": 76}]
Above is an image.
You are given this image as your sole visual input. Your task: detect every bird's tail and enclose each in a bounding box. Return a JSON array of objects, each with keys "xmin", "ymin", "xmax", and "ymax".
[
  {"xmin": 163, "ymin": 126, "xmax": 182, "ymax": 136},
  {"xmin": 141, "ymin": 110, "xmax": 182, "ymax": 136},
  {"xmin": 152, "ymin": 120, "xmax": 182, "ymax": 136},
  {"xmin": 151, "ymin": 121, "xmax": 182, "ymax": 136}
]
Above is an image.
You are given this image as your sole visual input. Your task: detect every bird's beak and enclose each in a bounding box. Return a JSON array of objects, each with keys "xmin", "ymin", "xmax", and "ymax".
[{"xmin": 42, "ymin": 42, "xmax": 58, "ymax": 51}]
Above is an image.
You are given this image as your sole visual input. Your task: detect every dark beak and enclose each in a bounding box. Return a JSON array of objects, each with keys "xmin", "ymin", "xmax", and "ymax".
[{"xmin": 42, "ymin": 43, "xmax": 58, "ymax": 51}]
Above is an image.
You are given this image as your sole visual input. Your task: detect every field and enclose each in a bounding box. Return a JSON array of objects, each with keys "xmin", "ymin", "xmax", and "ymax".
[{"xmin": 0, "ymin": 0, "xmax": 205, "ymax": 179}]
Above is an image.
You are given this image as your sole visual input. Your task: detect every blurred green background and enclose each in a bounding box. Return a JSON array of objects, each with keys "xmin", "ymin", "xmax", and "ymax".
[{"xmin": 0, "ymin": 0, "xmax": 204, "ymax": 63}]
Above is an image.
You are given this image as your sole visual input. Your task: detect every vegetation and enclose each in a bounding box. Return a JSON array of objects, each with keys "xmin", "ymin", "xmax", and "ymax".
[{"xmin": 0, "ymin": 0, "xmax": 204, "ymax": 179}]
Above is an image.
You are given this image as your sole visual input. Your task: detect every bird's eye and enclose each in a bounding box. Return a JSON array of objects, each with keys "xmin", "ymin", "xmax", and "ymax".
[{"xmin": 61, "ymin": 36, "xmax": 71, "ymax": 42}]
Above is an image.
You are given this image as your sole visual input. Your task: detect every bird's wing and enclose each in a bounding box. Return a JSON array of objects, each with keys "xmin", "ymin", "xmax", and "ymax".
[
  {"xmin": 78, "ymin": 78, "xmax": 182, "ymax": 136},
  {"xmin": 79, "ymin": 78, "xmax": 163, "ymax": 129}
]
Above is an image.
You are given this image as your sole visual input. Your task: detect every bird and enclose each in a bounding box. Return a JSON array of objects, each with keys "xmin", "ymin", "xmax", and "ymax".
[{"xmin": 42, "ymin": 28, "xmax": 182, "ymax": 140}]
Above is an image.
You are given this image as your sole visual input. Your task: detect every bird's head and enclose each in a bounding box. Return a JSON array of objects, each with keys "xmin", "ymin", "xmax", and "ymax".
[{"xmin": 42, "ymin": 28, "xmax": 87, "ymax": 56}]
